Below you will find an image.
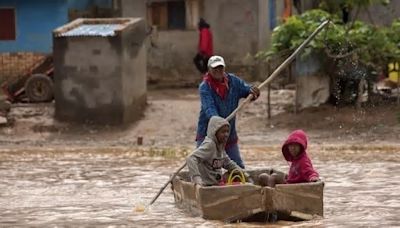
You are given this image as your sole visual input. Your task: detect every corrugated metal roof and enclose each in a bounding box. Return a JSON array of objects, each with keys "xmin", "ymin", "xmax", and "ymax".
[{"xmin": 59, "ymin": 24, "xmax": 121, "ymax": 37}]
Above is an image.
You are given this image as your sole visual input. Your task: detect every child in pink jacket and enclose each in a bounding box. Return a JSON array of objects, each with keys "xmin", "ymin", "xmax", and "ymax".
[
  {"xmin": 282, "ymin": 129, "xmax": 320, "ymax": 183},
  {"xmin": 257, "ymin": 129, "xmax": 319, "ymax": 187}
]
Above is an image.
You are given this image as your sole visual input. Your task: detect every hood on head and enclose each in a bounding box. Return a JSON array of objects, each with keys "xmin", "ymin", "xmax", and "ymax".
[
  {"xmin": 282, "ymin": 129, "xmax": 308, "ymax": 161},
  {"xmin": 198, "ymin": 18, "xmax": 210, "ymax": 29},
  {"xmin": 206, "ymin": 116, "xmax": 230, "ymax": 143}
]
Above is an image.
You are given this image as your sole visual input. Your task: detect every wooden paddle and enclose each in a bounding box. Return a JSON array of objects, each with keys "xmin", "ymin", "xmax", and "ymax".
[{"xmin": 147, "ymin": 20, "xmax": 331, "ymax": 207}]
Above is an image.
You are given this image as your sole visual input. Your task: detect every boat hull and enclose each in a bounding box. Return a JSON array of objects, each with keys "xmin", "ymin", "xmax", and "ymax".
[{"xmin": 171, "ymin": 169, "xmax": 324, "ymax": 222}]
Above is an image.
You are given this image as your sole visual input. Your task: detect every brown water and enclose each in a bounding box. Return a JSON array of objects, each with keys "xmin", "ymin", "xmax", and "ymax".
[{"xmin": 0, "ymin": 146, "xmax": 399, "ymax": 227}]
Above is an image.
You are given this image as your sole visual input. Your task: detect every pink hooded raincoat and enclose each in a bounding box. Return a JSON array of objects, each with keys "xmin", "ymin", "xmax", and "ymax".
[{"xmin": 282, "ymin": 130, "xmax": 319, "ymax": 183}]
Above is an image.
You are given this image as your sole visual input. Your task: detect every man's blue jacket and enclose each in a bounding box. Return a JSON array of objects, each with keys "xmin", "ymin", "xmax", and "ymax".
[{"xmin": 196, "ymin": 73, "xmax": 252, "ymax": 146}]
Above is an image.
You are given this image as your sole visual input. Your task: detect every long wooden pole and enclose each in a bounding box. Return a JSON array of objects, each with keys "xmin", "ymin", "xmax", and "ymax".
[
  {"xmin": 148, "ymin": 20, "xmax": 331, "ymax": 206},
  {"xmin": 397, "ymin": 64, "xmax": 400, "ymax": 105},
  {"xmin": 149, "ymin": 162, "xmax": 186, "ymax": 205},
  {"xmin": 226, "ymin": 20, "xmax": 330, "ymax": 121}
]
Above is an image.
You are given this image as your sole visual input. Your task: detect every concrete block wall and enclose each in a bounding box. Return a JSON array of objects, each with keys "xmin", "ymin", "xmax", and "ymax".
[
  {"xmin": 147, "ymin": 30, "xmax": 200, "ymax": 88},
  {"xmin": 53, "ymin": 18, "xmax": 147, "ymax": 125}
]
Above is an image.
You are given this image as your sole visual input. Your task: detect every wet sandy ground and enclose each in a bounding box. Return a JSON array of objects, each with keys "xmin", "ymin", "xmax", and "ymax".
[
  {"xmin": 2, "ymin": 88, "xmax": 400, "ymax": 151},
  {"xmin": 0, "ymin": 146, "xmax": 399, "ymax": 227}
]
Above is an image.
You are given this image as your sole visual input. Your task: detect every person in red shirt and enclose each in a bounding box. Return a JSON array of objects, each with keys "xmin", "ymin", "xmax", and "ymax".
[{"xmin": 193, "ymin": 18, "xmax": 213, "ymax": 74}]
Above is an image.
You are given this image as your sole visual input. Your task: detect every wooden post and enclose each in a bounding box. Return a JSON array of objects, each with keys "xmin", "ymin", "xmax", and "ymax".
[
  {"xmin": 397, "ymin": 63, "xmax": 400, "ymax": 105},
  {"xmin": 294, "ymin": 67, "xmax": 298, "ymax": 115},
  {"xmin": 288, "ymin": 61, "xmax": 292, "ymax": 84},
  {"xmin": 267, "ymin": 60, "xmax": 271, "ymax": 119},
  {"xmin": 356, "ymin": 78, "xmax": 366, "ymax": 109}
]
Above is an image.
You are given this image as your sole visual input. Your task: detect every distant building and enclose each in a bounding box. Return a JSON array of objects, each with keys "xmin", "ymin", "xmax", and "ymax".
[
  {"xmin": 0, "ymin": 0, "xmax": 114, "ymax": 80},
  {"xmin": 53, "ymin": 18, "xmax": 147, "ymax": 124},
  {"xmin": 2, "ymin": 0, "xmax": 330, "ymax": 88},
  {"xmin": 115, "ymin": 0, "xmax": 290, "ymax": 87}
]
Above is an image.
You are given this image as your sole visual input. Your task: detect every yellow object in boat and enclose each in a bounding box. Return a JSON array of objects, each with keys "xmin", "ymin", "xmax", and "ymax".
[
  {"xmin": 226, "ymin": 169, "xmax": 246, "ymax": 185},
  {"xmin": 388, "ymin": 62, "xmax": 400, "ymax": 83}
]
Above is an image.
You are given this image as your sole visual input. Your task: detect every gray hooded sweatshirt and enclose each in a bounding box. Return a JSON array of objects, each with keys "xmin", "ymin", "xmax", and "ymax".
[{"xmin": 186, "ymin": 116, "xmax": 243, "ymax": 186}]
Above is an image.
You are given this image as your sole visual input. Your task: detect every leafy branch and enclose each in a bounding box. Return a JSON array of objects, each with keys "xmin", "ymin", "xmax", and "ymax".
[{"xmin": 257, "ymin": 9, "xmax": 400, "ymax": 70}]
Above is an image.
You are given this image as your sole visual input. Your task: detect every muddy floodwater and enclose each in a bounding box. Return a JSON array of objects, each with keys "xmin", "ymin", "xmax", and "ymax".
[{"xmin": 0, "ymin": 146, "xmax": 399, "ymax": 227}]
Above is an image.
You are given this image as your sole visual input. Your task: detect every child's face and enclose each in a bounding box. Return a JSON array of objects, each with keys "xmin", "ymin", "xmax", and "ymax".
[
  {"xmin": 216, "ymin": 125, "xmax": 229, "ymax": 144},
  {"xmin": 288, "ymin": 143, "xmax": 302, "ymax": 158}
]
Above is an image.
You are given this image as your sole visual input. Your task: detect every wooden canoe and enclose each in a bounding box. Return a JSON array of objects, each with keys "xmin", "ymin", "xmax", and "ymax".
[{"xmin": 171, "ymin": 168, "xmax": 324, "ymax": 222}]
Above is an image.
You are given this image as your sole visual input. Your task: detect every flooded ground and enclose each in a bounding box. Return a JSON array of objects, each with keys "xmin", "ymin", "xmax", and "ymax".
[
  {"xmin": 1, "ymin": 146, "xmax": 399, "ymax": 227},
  {"xmin": 1, "ymin": 87, "xmax": 400, "ymax": 227}
]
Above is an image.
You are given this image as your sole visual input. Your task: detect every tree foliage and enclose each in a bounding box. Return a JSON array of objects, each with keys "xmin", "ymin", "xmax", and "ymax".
[{"xmin": 257, "ymin": 8, "xmax": 400, "ymax": 70}]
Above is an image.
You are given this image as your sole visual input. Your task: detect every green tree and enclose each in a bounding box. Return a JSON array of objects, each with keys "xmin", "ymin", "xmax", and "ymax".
[{"xmin": 257, "ymin": 9, "xmax": 400, "ymax": 71}]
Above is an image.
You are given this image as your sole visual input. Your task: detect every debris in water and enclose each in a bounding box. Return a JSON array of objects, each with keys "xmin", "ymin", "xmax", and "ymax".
[
  {"xmin": 0, "ymin": 116, "xmax": 7, "ymax": 125},
  {"xmin": 134, "ymin": 203, "xmax": 146, "ymax": 213}
]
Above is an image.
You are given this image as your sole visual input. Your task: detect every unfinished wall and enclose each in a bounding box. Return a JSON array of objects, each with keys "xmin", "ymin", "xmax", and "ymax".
[
  {"xmin": 53, "ymin": 18, "xmax": 147, "ymax": 124},
  {"xmin": 147, "ymin": 30, "xmax": 199, "ymax": 87},
  {"xmin": 356, "ymin": 0, "xmax": 400, "ymax": 26},
  {"xmin": 120, "ymin": 0, "xmax": 200, "ymax": 87},
  {"xmin": 296, "ymin": 73, "xmax": 330, "ymax": 109},
  {"xmin": 117, "ymin": 0, "xmax": 147, "ymax": 19},
  {"xmin": 120, "ymin": 20, "xmax": 147, "ymax": 123},
  {"xmin": 294, "ymin": 52, "xmax": 330, "ymax": 109},
  {"xmin": 203, "ymin": 0, "xmax": 261, "ymax": 80}
]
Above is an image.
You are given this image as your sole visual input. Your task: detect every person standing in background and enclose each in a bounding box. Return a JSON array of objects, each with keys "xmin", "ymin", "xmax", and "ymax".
[{"xmin": 193, "ymin": 18, "xmax": 213, "ymax": 74}]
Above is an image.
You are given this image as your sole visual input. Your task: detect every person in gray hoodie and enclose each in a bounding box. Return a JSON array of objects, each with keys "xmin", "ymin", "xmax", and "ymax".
[{"xmin": 186, "ymin": 116, "xmax": 250, "ymax": 186}]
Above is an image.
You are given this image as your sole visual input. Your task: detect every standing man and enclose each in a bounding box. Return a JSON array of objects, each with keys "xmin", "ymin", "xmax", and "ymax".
[
  {"xmin": 193, "ymin": 18, "xmax": 213, "ymax": 74},
  {"xmin": 196, "ymin": 55, "xmax": 260, "ymax": 168}
]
